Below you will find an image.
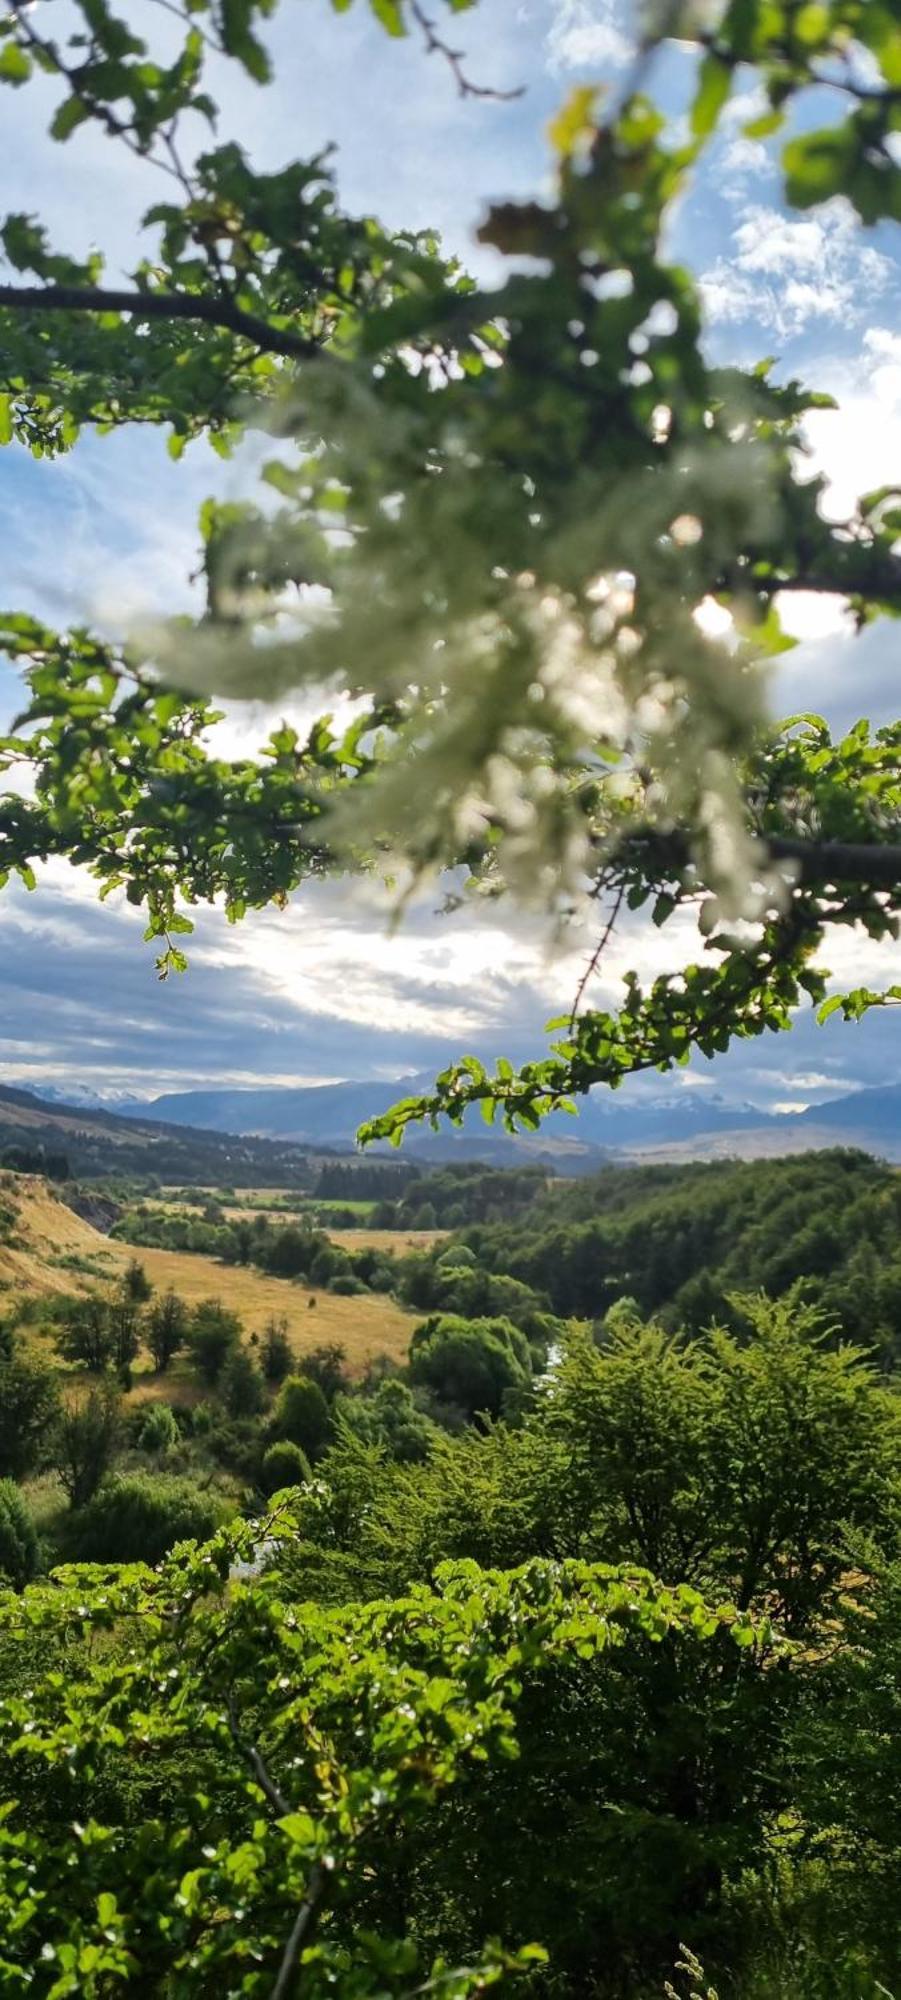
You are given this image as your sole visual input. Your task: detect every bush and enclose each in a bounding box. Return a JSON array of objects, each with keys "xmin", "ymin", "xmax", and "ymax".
[
  {"xmin": 260, "ymin": 1439, "xmax": 312, "ymax": 1494},
  {"xmin": 70, "ymin": 1474, "xmax": 232, "ymax": 1564},
  {"xmin": 146, "ymin": 1290, "xmax": 188, "ymax": 1372},
  {"xmin": 123, "ymin": 1257, "xmax": 153, "ymax": 1303},
  {"xmin": 271, "ymin": 1374, "xmax": 332, "ymax": 1461},
  {"xmin": 408, "ymin": 1315, "xmax": 532, "ymax": 1421},
  {"xmin": 138, "ymin": 1402, "xmax": 180, "ymax": 1454},
  {"xmin": 0, "ymin": 1479, "xmax": 39, "ymax": 1588},
  {"xmin": 220, "ymin": 1344, "xmax": 265, "ymax": 1420},
  {"xmin": 0, "ymin": 1348, "xmax": 59, "ymax": 1481},
  {"xmin": 302, "ymin": 1344, "xmax": 351, "ymax": 1401},
  {"xmin": 260, "ymin": 1315, "xmax": 293, "ymax": 1383},
  {"xmin": 54, "ymin": 1379, "xmax": 121, "ymax": 1509},
  {"xmin": 331, "ymin": 1274, "xmax": 366, "ymax": 1295},
  {"xmin": 186, "ymin": 1300, "xmax": 242, "ymax": 1386}
]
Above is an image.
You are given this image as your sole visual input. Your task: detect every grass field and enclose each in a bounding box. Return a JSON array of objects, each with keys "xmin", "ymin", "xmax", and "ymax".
[
  {"xmin": 327, "ymin": 1228, "xmax": 449, "ymax": 1253},
  {"xmin": 103, "ymin": 1240, "xmax": 417, "ymax": 1375}
]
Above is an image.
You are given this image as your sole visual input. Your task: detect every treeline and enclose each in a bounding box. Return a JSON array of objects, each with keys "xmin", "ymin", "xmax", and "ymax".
[
  {"xmin": 371, "ymin": 1162, "xmax": 550, "ymax": 1230},
  {"xmin": 449, "ymin": 1148, "xmax": 901, "ymax": 1360}
]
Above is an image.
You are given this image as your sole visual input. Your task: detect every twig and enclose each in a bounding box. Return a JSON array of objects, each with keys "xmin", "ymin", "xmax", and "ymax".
[
  {"xmin": 570, "ymin": 879, "xmax": 626, "ymax": 1027},
  {"xmin": 409, "ymin": 1, "xmax": 524, "ymax": 102},
  {"xmin": 225, "ymin": 1693, "xmax": 331, "ymax": 1998}
]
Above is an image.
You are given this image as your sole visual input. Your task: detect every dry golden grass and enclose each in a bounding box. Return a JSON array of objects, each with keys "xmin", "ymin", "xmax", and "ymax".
[
  {"xmin": 325, "ymin": 1227, "xmax": 449, "ymax": 1254},
  {"xmin": 1, "ymin": 1177, "xmax": 420, "ymax": 1381},
  {"xmin": 102, "ymin": 1242, "xmax": 416, "ymax": 1374},
  {"xmin": 0, "ymin": 1174, "xmax": 119, "ymax": 1298}
]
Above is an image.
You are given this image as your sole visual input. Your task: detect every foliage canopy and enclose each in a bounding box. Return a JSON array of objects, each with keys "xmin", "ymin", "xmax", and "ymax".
[{"xmin": 0, "ymin": 0, "xmax": 898, "ymax": 1136}]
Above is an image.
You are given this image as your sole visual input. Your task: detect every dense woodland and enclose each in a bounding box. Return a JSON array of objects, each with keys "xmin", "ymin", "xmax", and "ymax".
[{"xmin": 0, "ymin": 1148, "xmax": 901, "ymax": 1993}]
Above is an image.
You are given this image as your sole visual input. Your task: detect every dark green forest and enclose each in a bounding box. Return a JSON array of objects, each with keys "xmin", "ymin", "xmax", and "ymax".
[{"xmin": 2, "ymin": 1148, "xmax": 901, "ymax": 1993}]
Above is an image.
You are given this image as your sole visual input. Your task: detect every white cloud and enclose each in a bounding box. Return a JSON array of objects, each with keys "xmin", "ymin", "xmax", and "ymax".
[
  {"xmin": 545, "ymin": 0, "xmax": 632, "ymax": 72},
  {"xmin": 700, "ymin": 198, "xmax": 893, "ymax": 338},
  {"xmin": 802, "ymin": 327, "xmax": 901, "ymax": 521}
]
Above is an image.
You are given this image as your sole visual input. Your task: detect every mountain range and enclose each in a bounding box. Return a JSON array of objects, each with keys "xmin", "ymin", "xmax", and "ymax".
[
  {"xmin": 136, "ymin": 1074, "xmax": 901, "ymax": 1164},
  {"xmin": 2, "ymin": 1073, "xmax": 899, "ymax": 1170}
]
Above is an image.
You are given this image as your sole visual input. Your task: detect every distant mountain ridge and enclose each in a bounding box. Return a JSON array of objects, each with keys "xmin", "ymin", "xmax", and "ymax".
[
  {"xmin": 136, "ymin": 1075, "xmax": 901, "ymax": 1164},
  {"xmin": 2, "ymin": 1074, "xmax": 899, "ymax": 1168}
]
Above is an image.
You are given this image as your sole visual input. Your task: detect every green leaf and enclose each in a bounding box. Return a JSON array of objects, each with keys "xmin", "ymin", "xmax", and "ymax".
[
  {"xmin": 0, "ymin": 43, "xmax": 32, "ymax": 86},
  {"xmin": 691, "ymin": 54, "xmax": 732, "ymax": 138}
]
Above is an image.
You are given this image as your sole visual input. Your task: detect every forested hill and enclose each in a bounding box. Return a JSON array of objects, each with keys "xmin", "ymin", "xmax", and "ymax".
[{"xmin": 457, "ymin": 1150, "xmax": 901, "ymax": 1358}]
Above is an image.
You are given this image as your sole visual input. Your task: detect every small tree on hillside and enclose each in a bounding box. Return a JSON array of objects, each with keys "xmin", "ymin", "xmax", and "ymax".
[
  {"xmin": 123, "ymin": 1258, "xmax": 153, "ymax": 1304},
  {"xmin": 260, "ymin": 1315, "xmax": 293, "ymax": 1385},
  {"xmin": 146, "ymin": 1291, "xmax": 189, "ymax": 1374},
  {"xmin": 56, "ymin": 1294, "xmax": 116, "ymax": 1374},
  {"xmin": 302, "ymin": 1343, "xmax": 351, "ymax": 1402},
  {"xmin": 409, "ymin": 1316, "xmax": 532, "ymax": 1423},
  {"xmin": 108, "ymin": 1285, "xmax": 142, "ymax": 1374},
  {"xmin": 55, "ymin": 1379, "xmax": 121, "ymax": 1510},
  {"xmin": 186, "ymin": 1300, "xmax": 242, "ymax": 1387},
  {"xmin": 0, "ymin": 1480, "xmax": 40, "ymax": 1589},
  {"xmin": 0, "ymin": 1348, "xmax": 60, "ymax": 1482},
  {"xmin": 220, "ymin": 1344, "xmax": 265, "ymax": 1421},
  {"xmin": 271, "ymin": 1375, "xmax": 332, "ymax": 1463}
]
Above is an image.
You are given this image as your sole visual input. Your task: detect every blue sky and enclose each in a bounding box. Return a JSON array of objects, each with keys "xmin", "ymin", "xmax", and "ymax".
[{"xmin": 0, "ymin": 0, "xmax": 899, "ymax": 1110}]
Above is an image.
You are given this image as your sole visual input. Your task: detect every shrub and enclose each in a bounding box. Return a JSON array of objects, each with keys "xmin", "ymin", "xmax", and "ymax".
[
  {"xmin": 408, "ymin": 1315, "xmax": 532, "ymax": 1421},
  {"xmin": 0, "ymin": 1348, "xmax": 60, "ymax": 1481},
  {"xmin": 331, "ymin": 1274, "xmax": 366, "ymax": 1296},
  {"xmin": 54, "ymin": 1379, "xmax": 121, "ymax": 1509},
  {"xmin": 271, "ymin": 1374, "xmax": 332, "ymax": 1461},
  {"xmin": 70, "ymin": 1474, "xmax": 232, "ymax": 1564},
  {"xmin": 0, "ymin": 1479, "xmax": 39, "ymax": 1588},
  {"xmin": 302, "ymin": 1344, "xmax": 351, "ymax": 1401},
  {"xmin": 260, "ymin": 1439, "xmax": 312, "ymax": 1495},
  {"xmin": 138, "ymin": 1402, "xmax": 180, "ymax": 1454},
  {"xmin": 146, "ymin": 1290, "xmax": 188, "ymax": 1372},
  {"xmin": 123, "ymin": 1257, "xmax": 153, "ymax": 1303},
  {"xmin": 260, "ymin": 1315, "xmax": 293, "ymax": 1384},
  {"xmin": 220, "ymin": 1344, "xmax": 265, "ymax": 1420},
  {"xmin": 186, "ymin": 1300, "xmax": 242, "ymax": 1386}
]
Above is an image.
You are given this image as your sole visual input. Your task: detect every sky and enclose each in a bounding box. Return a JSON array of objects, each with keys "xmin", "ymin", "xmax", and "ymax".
[{"xmin": 0, "ymin": 0, "xmax": 899, "ymax": 1113}]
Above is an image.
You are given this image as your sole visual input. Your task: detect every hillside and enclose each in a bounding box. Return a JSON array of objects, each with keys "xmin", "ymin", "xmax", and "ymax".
[
  {"xmin": 0, "ymin": 1172, "xmax": 119, "ymax": 1297},
  {"xmin": 0, "ymin": 1082, "xmax": 329, "ymax": 1186},
  {"xmin": 0, "ymin": 1172, "xmax": 417, "ymax": 1372}
]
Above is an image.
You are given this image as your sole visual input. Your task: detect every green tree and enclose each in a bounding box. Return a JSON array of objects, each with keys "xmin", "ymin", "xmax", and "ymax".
[
  {"xmin": 146, "ymin": 1289, "xmax": 189, "ymax": 1373},
  {"xmin": 271, "ymin": 1374, "xmax": 332, "ymax": 1462},
  {"xmin": 55, "ymin": 1294, "xmax": 116, "ymax": 1374},
  {"xmin": 185, "ymin": 1299, "xmax": 242, "ymax": 1386},
  {"xmin": 138, "ymin": 1402, "xmax": 180, "ymax": 1455},
  {"xmin": 0, "ymin": 1514, "xmax": 764, "ymax": 1997},
  {"xmin": 122, "ymin": 1258, "xmax": 153, "ymax": 1304},
  {"xmin": 54, "ymin": 1378, "xmax": 121, "ymax": 1510},
  {"xmin": 0, "ymin": 1480, "xmax": 39, "ymax": 1589},
  {"xmin": 408, "ymin": 1314, "xmax": 532, "ymax": 1422},
  {"xmin": 0, "ymin": 1346, "xmax": 59, "ymax": 1482},
  {"xmin": 260, "ymin": 1438, "xmax": 312, "ymax": 1495},
  {"xmin": 336, "ymin": 1378, "xmax": 437, "ymax": 1463},
  {"xmin": 260, "ymin": 1313, "xmax": 293, "ymax": 1384},
  {"xmin": 70, "ymin": 1474, "xmax": 231, "ymax": 1565},
  {"xmin": 220, "ymin": 1342, "xmax": 265, "ymax": 1420}
]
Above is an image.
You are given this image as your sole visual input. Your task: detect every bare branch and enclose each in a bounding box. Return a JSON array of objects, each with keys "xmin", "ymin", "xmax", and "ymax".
[
  {"xmin": 409, "ymin": 1, "xmax": 524, "ymax": 101},
  {"xmin": 225, "ymin": 1694, "xmax": 331, "ymax": 2000}
]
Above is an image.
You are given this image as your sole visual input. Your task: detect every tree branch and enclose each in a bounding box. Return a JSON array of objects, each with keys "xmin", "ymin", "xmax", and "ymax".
[
  {"xmin": 0, "ymin": 284, "xmax": 320, "ymax": 363},
  {"xmin": 225, "ymin": 1693, "xmax": 332, "ymax": 1997},
  {"xmin": 623, "ymin": 828, "xmax": 901, "ymax": 893}
]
